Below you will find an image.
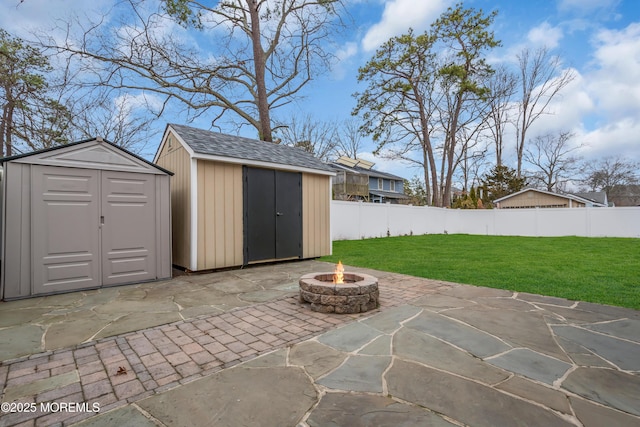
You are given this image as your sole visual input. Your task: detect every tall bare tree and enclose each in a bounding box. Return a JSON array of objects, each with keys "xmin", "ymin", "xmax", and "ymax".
[
  {"xmin": 455, "ymin": 126, "xmax": 490, "ymax": 193},
  {"xmin": 485, "ymin": 65, "xmax": 516, "ymax": 167},
  {"xmin": 524, "ymin": 131, "xmax": 582, "ymax": 192},
  {"xmin": 514, "ymin": 47, "xmax": 575, "ymax": 177},
  {"xmin": 45, "ymin": 0, "xmax": 346, "ymax": 142}
]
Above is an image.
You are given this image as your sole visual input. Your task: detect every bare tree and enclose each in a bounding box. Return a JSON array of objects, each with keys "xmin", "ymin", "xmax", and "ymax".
[
  {"xmin": 514, "ymin": 47, "xmax": 575, "ymax": 177},
  {"xmin": 455, "ymin": 128, "xmax": 491, "ymax": 193},
  {"xmin": 524, "ymin": 131, "xmax": 582, "ymax": 192},
  {"xmin": 66, "ymin": 89, "xmax": 160, "ymax": 154},
  {"xmin": 581, "ymin": 156, "xmax": 639, "ymax": 197},
  {"xmin": 274, "ymin": 113, "xmax": 338, "ymax": 162},
  {"xmin": 44, "ymin": 0, "xmax": 346, "ymax": 142},
  {"xmin": 485, "ymin": 65, "xmax": 516, "ymax": 167},
  {"xmin": 335, "ymin": 118, "xmax": 365, "ymax": 159},
  {"xmin": 38, "ymin": 52, "xmax": 162, "ymax": 154},
  {"xmin": 435, "ymin": 74, "xmax": 494, "ymax": 207}
]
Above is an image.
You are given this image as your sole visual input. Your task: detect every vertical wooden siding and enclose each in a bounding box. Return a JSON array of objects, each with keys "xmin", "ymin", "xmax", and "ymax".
[
  {"xmin": 154, "ymin": 135, "xmax": 191, "ymax": 269},
  {"xmin": 197, "ymin": 160, "xmax": 243, "ymax": 269},
  {"xmin": 302, "ymin": 173, "xmax": 331, "ymax": 258}
]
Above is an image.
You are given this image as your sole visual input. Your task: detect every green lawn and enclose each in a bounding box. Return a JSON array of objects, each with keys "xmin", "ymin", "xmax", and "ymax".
[{"xmin": 321, "ymin": 234, "xmax": 640, "ymax": 310}]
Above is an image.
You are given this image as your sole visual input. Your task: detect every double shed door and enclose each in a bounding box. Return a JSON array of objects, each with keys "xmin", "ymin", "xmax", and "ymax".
[
  {"xmin": 31, "ymin": 166, "xmax": 156, "ymax": 294},
  {"xmin": 244, "ymin": 167, "xmax": 302, "ymax": 264}
]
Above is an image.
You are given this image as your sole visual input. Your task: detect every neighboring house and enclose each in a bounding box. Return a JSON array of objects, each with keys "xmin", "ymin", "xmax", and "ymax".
[
  {"xmin": 494, "ymin": 188, "xmax": 607, "ymax": 209},
  {"xmin": 330, "ymin": 156, "xmax": 409, "ymax": 204},
  {"xmin": 153, "ymin": 124, "xmax": 334, "ymax": 272},
  {"xmin": 573, "ymin": 191, "xmax": 609, "ymax": 207},
  {"xmin": 607, "ymin": 185, "xmax": 640, "ymax": 206}
]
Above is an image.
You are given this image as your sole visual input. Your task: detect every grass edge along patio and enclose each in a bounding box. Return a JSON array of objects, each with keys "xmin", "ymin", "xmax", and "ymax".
[{"xmin": 322, "ymin": 234, "xmax": 640, "ymax": 310}]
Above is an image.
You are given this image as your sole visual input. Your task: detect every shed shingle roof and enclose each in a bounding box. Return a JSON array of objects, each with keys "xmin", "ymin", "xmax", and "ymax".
[{"xmin": 168, "ymin": 124, "xmax": 334, "ymax": 173}]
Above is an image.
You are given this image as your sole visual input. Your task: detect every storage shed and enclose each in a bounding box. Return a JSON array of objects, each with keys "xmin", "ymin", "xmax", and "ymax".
[
  {"xmin": 1, "ymin": 138, "xmax": 173, "ymax": 300},
  {"xmin": 153, "ymin": 124, "xmax": 334, "ymax": 272}
]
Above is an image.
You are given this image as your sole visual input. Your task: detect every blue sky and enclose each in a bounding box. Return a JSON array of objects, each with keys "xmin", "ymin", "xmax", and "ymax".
[{"xmin": 1, "ymin": 0, "xmax": 639, "ymax": 181}]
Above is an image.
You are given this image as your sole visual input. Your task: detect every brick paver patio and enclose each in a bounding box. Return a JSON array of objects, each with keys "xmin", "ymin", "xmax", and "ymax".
[{"xmin": 0, "ymin": 273, "xmax": 447, "ymax": 426}]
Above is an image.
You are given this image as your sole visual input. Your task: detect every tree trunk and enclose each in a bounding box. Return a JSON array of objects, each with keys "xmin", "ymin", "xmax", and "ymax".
[
  {"xmin": 421, "ymin": 135, "xmax": 439, "ymax": 207},
  {"xmin": 2, "ymin": 101, "xmax": 15, "ymax": 157},
  {"xmin": 6, "ymin": 103, "xmax": 13, "ymax": 156},
  {"xmin": 248, "ymin": 0, "xmax": 273, "ymax": 142},
  {"xmin": 516, "ymin": 111, "xmax": 526, "ymax": 178},
  {"xmin": 496, "ymin": 131, "xmax": 502, "ymax": 167},
  {"xmin": 0, "ymin": 104, "xmax": 6, "ymax": 157},
  {"xmin": 421, "ymin": 146, "xmax": 431, "ymax": 205},
  {"xmin": 443, "ymin": 93, "xmax": 463, "ymax": 208}
]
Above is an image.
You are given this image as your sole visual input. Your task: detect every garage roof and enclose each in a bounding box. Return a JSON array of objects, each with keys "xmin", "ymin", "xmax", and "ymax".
[
  {"xmin": 493, "ymin": 187, "xmax": 606, "ymax": 207},
  {"xmin": 165, "ymin": 124, "xmax": 335, "ymax": 174}
]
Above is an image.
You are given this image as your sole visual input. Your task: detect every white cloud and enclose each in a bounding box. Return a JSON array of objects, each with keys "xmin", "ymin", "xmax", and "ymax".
[
  {"xmin": 336, "ymin": 41, "xmax": 358, "ymax": 62},
  {"xmin": 587, "ymin": 23, "xmax": 640, "ymax": 120},
  {"xmin": 567, "ymin": 22, "xmax": 640, "ymax": 162},
  {"xmin": 522, "ymin": 22, "xmax": 640, "ymax": 163},
  {"xmin": 0, "ymin": 0, "xmax": 114, "ymax": 40},
  {"xmin": 331, "ymin": 41, "xmax": 359, "ymax": 79},
  {"xmin": 580, "ymin": 118, "xmax": 640, "ymax": 160},
  {"xmin": 527, "ymin": 70, "xmax": 595, "ymax": 137},
  {"xmin": 114, "ymin": 93, "xmax": 164, "ymax": 115},
  {"xmin": 527, "ymin": 22, "xmax": 564, "ymax": 49},
  {"xmin": 361, "ymin": 0, "xmax": 451, "ymax": 51}
]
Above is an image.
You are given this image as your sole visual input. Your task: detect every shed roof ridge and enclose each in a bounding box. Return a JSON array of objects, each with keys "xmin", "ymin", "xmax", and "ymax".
[{"xmin": 167, "ymin": 123, "xmax": 334, "ymax": 173}]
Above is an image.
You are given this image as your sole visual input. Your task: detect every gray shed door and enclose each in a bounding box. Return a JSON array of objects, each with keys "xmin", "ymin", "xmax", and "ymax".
[
  {"xmin": 101, "ymin": 171, "xmax": 156, "ymax": 285},
  {"xmin": 32, "ymin": 166, "xmax": 156, "ymax": 294},
  {"xmin": 32, "ymin": 166, "xmax": 101, "ymax": 293}
]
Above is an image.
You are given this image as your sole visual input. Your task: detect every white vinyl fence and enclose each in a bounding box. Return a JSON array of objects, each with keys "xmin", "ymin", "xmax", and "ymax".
[{"xmin": 331, "ymin": 200, "xmax": 640, "ymax": 240}]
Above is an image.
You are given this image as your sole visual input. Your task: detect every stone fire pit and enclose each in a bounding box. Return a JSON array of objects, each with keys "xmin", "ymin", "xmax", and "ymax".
[{"xmin": 299, "ymin": 271, "xmax": 379, "ymax": 314}]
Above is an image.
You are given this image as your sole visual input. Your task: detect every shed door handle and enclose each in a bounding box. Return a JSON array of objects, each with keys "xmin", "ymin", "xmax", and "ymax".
[{"xmin": 276, "ymin": 212, "xmax": 283, "ymax": 216}]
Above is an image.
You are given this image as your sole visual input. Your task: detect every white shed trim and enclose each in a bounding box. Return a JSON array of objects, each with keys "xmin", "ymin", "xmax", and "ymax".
[
  {"xmin": 191, "ymin": 153, "xmax": 335, "ymax": 177},
  {"xmin": 190, "ymin": 157, "xmax": 199, "ymax": 271}
]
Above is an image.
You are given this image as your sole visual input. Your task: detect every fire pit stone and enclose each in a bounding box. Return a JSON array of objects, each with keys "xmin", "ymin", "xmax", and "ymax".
[{"xmin": 299, "ymin": 271, "xmax": 379, "ymax": 314}]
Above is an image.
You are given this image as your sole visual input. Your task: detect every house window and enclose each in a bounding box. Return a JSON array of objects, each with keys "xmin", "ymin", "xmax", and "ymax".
[
  {"xmin": 378, "ymin": 178, "xmax": 383, "ymax": 190},
  {"xmin": 390, "ymin": 180, "xmax": 395, "ymax": 192}
]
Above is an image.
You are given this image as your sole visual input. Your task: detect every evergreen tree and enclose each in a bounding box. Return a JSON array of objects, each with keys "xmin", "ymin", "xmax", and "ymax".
[
  {"xmin": 469, "ymin": 186, "xmax": 478, "ymax": 204},
  {"xmin": 404, "ymin": 176, "xmax": 428, "ymax": 206},
  {"xmin": 482, "ymin": 165, "xmax": 527, "ymax": 205}
]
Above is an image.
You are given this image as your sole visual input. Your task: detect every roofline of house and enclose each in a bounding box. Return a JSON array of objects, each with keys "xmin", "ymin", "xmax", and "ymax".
[
  {"xmin": 329, "ymin": 162, "xmax": 405, "ymax": 181},
  {"xmin": 493, "ymin": 187, "xmax": 606, "ymax": 206}
]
